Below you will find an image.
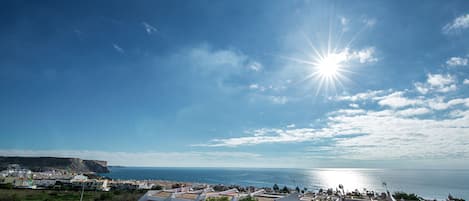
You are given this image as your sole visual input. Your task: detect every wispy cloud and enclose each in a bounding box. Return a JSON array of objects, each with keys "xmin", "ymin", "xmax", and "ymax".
[
  {"xmin": 363, "ymin": 18, "xmax": 377, "ymax": 27},
  {"xmin": 142, "ymin": 22, "xmax": 158, "ymax": 34},
  {"xmin": 248, "ymin": 61, "xmax": 263, "ymax": 72},
  {"xmin": 197, "ymin": 68, "xmax": 469, "ymax": 161},
  {"xmin": 446, "ymin": 56, "xmax": 468, "ymax": 67},
  {"xmin": 184, "ymin": 44, "xmax": 250, "ymax": 75},
  {"xmin": 377, "ymin": 91, "xmax": 422, "ymax": 108},
  {"xmin": 199, "ymin": 89, "xmax": 469, "ymax": 160},
  {"xmin": 268, "ymin": 96, "xmax": 288, "ymax": 104},
  {"xmin": 195, "ymin": 128, "xmax": 333, "ymax": 147},
  {"xmin": 443, "ymin": 14, "xmax": 469, "ymax": 34},
  {"xmin": 112, "ymin": 43, "xmax": 124, "ymax": 54},
  {"xmin": 464, "ymin": 79, "xmax": 469, "ymax": 85},
  {"xmin": 339, "ymin": 16, "xmax": 349, "ymax": 32},
  {"xmin": 335, "ymin": 90, "xmax": 387, "ymax": 102},
  {"xmin": 168, "ymin": 44, "xmax": 265, "ymax": 92}
]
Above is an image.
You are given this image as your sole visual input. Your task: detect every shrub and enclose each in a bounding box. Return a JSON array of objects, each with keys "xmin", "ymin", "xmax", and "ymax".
[
  {"xmin": 393, "ymin": 192, "xmax": 422, "ymax": 201},
  {"xmin": 206, "ymin": 196, "xmax": 231, "ymax": 201},
  {"xmin": 239, "ymin": 196, "xmax": 257, "ymax": 201}
]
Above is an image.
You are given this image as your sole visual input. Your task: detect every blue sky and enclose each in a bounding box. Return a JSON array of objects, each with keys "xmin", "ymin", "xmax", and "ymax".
[{"xmin": 1, "ymin": 0, "xmax": 469, "ymax": 168}]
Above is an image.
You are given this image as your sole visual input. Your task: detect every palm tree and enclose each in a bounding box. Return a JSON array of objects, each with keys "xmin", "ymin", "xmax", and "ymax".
[
  {"xmin": 382, "ymin": 182, "xmax": 390, "ymax": 197},
  {"xmin": 382, "ymin": 182, "xmax": 388, "ymax": 192},
  {"xmin": 273, "ymin": 184, "xmax": 279, "ymax": 192},
  {"xmin": 338, "ymin": 184, "xmax": 345, "ymax": 201}
]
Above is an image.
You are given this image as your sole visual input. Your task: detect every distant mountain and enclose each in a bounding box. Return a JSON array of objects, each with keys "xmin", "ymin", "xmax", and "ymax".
[{"xmin": 0, "ymin": 156, "xmax": 110, "ymax": 173}]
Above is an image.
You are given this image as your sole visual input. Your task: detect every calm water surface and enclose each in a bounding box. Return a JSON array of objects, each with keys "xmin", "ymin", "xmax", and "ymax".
[{"xmin": 101, "ymin": 167, "xmax": 469, "ymax": 200}]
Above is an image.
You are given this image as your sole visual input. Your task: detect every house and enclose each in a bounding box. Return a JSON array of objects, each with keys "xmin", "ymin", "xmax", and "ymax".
[
  {"xmin": 33, "ymin": 179, "xmax": 57, "ymax": 187},
  {"xmin": 138, "ymin": 190, "xmax": 206, "ymax": 201}
]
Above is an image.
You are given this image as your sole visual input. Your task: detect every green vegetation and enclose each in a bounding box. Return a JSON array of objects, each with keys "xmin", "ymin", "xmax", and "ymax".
[
  {"xmin": 272, "ymin": 184, "xmax": 279, "ymax": 192},
  {"xmin": 239, "ymin": 195, "xmax": 257, "ymax": 201},
  {"xmin": 280, "ymin": 186, "xmax": 290, "ymax": 194},
  {"xmin": 0, "ymin": 183, "xmax": 13, "ymax": 189},
  {"xmin": 206, "ymin": 196, "xmax": 231, "ymax": 201},
  {"xmin": 393, "ymin": 192, "xmax": 422, "ymax": 201},
  {"xmin": 0, "ymin": 189, "xmax": 145, "ymax": 201},
  {"xmin": 448, "ymin": 194, "xmax": 465, "ymax": 201},
  {"xmin": 151, "ymin": 185, "xmax": 164, "ymax": 190}
]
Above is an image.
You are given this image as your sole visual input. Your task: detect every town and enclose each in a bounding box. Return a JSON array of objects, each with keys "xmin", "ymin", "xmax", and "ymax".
[{"xmin": 1, "ymin": 164, "xmax": 465, "ymax": 201}]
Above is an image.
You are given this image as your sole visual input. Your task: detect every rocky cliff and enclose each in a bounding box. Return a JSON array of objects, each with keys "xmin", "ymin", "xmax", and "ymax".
[{"xmin": 0, "ymin": 156, "xmax": 110, "ymax": 173}]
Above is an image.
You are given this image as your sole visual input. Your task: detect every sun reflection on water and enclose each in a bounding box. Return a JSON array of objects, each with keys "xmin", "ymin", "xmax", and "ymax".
[{"xmin": 312, "ymin": 168, "xmax": 373, "ymax": 192}]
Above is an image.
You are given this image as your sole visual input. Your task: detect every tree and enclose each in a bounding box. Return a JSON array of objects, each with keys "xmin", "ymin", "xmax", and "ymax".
[
  {"xmin": 273, "ymin": 184, "xmax": 279, "ymax": 192},
  {"xmin": 151, "ymin": 185, "xmax": 163, "ymax": 190},
  {"xmin": 338, "ymin": 184, "xmax": 345, "ymax": 198},
  {"xmin": 295, "ymin": 186, "xmax": 300, "ymax": 193},
  {"xmin": 382, "ymin": 182, "xmax": 388, "ymax": 193},
  {"xmin": 393, "ymin": 192, "xmax": 422, "ymax": 201},
  {"xmin": 281, "ymin": 186, "xmax": 290, "ymax": 194}
]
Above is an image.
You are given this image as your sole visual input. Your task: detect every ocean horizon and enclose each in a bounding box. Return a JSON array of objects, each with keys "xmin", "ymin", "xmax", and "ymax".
[{"xmin": 100, "ymin": 167, "xmax": 469, "ymax": 200}]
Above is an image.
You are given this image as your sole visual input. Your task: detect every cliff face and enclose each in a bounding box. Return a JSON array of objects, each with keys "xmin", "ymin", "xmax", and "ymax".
[{"xmin": 0, "ymin": 156, "xmax": 110, "ymax": 173}]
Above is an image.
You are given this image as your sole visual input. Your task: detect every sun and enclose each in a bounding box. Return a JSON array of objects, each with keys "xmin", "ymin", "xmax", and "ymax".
[
  {"xmin": 302, "ymin": 50, "xmax": 350, "ymax": 95},
  {"xmin": 316, "ymin": 53, "xmax": 343, "ymax": 77}
]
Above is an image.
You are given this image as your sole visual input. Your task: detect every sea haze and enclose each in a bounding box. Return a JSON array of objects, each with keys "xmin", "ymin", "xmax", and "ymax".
[{"xmin": 101, "ymin": 167, "xmax": 469, "ymax": 200}]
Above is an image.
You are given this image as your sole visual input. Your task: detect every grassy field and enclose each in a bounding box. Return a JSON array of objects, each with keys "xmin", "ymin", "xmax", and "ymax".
[{"xmin": 0, "ymin": 189, "xmax": 145, "ymax": 201}]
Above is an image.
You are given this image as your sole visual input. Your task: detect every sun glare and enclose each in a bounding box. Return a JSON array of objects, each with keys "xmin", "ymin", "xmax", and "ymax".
[
  {"xmin": 316, "ymin": 53, "xmax": 343, "ymax": 77},
  {"xmin": 279, "ymin": 18, "xmax": 373, "ymax": 95}
]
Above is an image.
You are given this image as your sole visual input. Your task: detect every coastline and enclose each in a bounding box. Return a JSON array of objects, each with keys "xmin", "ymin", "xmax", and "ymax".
[{"xmin": 100, "ymin": 167, "xmax": 469, "ymax": 200}]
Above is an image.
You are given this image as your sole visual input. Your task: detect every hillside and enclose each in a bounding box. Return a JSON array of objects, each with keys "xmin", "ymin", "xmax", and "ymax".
[{"xmin": 0, "ymin": 156, "xmax": 110, "ymax": 173}]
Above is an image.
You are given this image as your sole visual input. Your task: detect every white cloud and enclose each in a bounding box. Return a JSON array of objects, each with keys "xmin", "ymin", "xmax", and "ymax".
[
  {"xmin": 464, "ymin": 79, "xmax": 469, "ymax": 85},
  {"xmin": 427, "ymin": 74, "xmax": 455, "ymax": 86},
  {"xmin": 286, "ymin": 124, "xmax": 296, "ymax": 128},
  {"xmin": 248, "ymin": 61, "xmax": 263, "ymax": 71},
  {"xmin": 112, "ymin": 43, "xmax": 124, "ymax": 54},
  {"xmin": 446, "ymin": 57, "xmax": 468, "ymax": 67},
  {"xmin": 335, "ymin": 90, "xmax": 386, "ymax": 101},
  {"xmin": 269, "ymin": 96, "xmax": 288, "ymax": 104},
  {"xmin": 351, "ymin": 47, "xmax": 378, "ymax": 63},
  {"xmin": 249, "ymin": 84, "xmax": 266, "ymax": 92},
  {"xmin": 414, "ymin": 82, "xmax": 429, "ymax": 94},
  {"xmin": 415, "ymin": 73, "xmax": 457, "ymax": 94},
  {"xmin": 443, "ymin": 14, "xmax": 469, "ymax": 34},
  {"xmin": 188, "ymin": 46, "xmax": 247, "ymax": 73},
  {"xmin": 249, "ymin": 84, "xmax": 259, "ymax": 90},
  {"xmin": 340, "ymin": 17, "xmax": 349, "ymax": 26},
  {"xmin": 396, "ymin": 107, "xmax": 431, "ymax": 117},
  {"xmin": 142, "ymin": 22, "xmax": 158, "ymax": 34},
  {"xmin": 199, "ymin": 83, "xmax": 469, "ymax": 162},
  {"xmin": 363, "ymin": 18, "xmax": 377, "ymax": 27},
  {"xmin": 340, "ymin": 17, "xmax": 349, "ymax": 32},
  {"xmin": 377, "ymin": 92, "xmax": 422, "ymax": 108},
  {"xmin": 332, "ymin": 47, "xmax": 378, "ymax": 64},
  {"xmin": 197, "ymin": 128, "xmax": 332, "ymax": 147},
  {"xmin": 349, "ymin": 103, "xmax": 359, "ymax": 108},
  {"xmin": 183, "ymin": 45, "xmax": 263, "ymax": 79}
]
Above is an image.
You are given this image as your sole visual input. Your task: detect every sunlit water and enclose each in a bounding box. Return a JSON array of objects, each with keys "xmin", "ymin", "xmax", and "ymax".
[{"xmin": 101, "ymin": 167, "xmax": 469, "ymax": 200}]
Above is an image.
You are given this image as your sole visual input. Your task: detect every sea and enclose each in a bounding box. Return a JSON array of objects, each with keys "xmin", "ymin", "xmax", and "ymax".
[{"xmin": 100, "ymin": 167, "xmax": 469, "ymax": 200}]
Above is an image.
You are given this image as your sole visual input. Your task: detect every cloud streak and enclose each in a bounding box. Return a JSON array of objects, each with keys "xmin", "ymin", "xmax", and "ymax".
[
  {"xmin": 112, "ymin": 43, "xmax": 124, "ymax": 54},
  {"xmin": 443, "ymin": 14, "xmax": 469, "ymax": 34},
  {"xmin": 142, "ymin": 22, "xmax": 158, "ymax": 34}
]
